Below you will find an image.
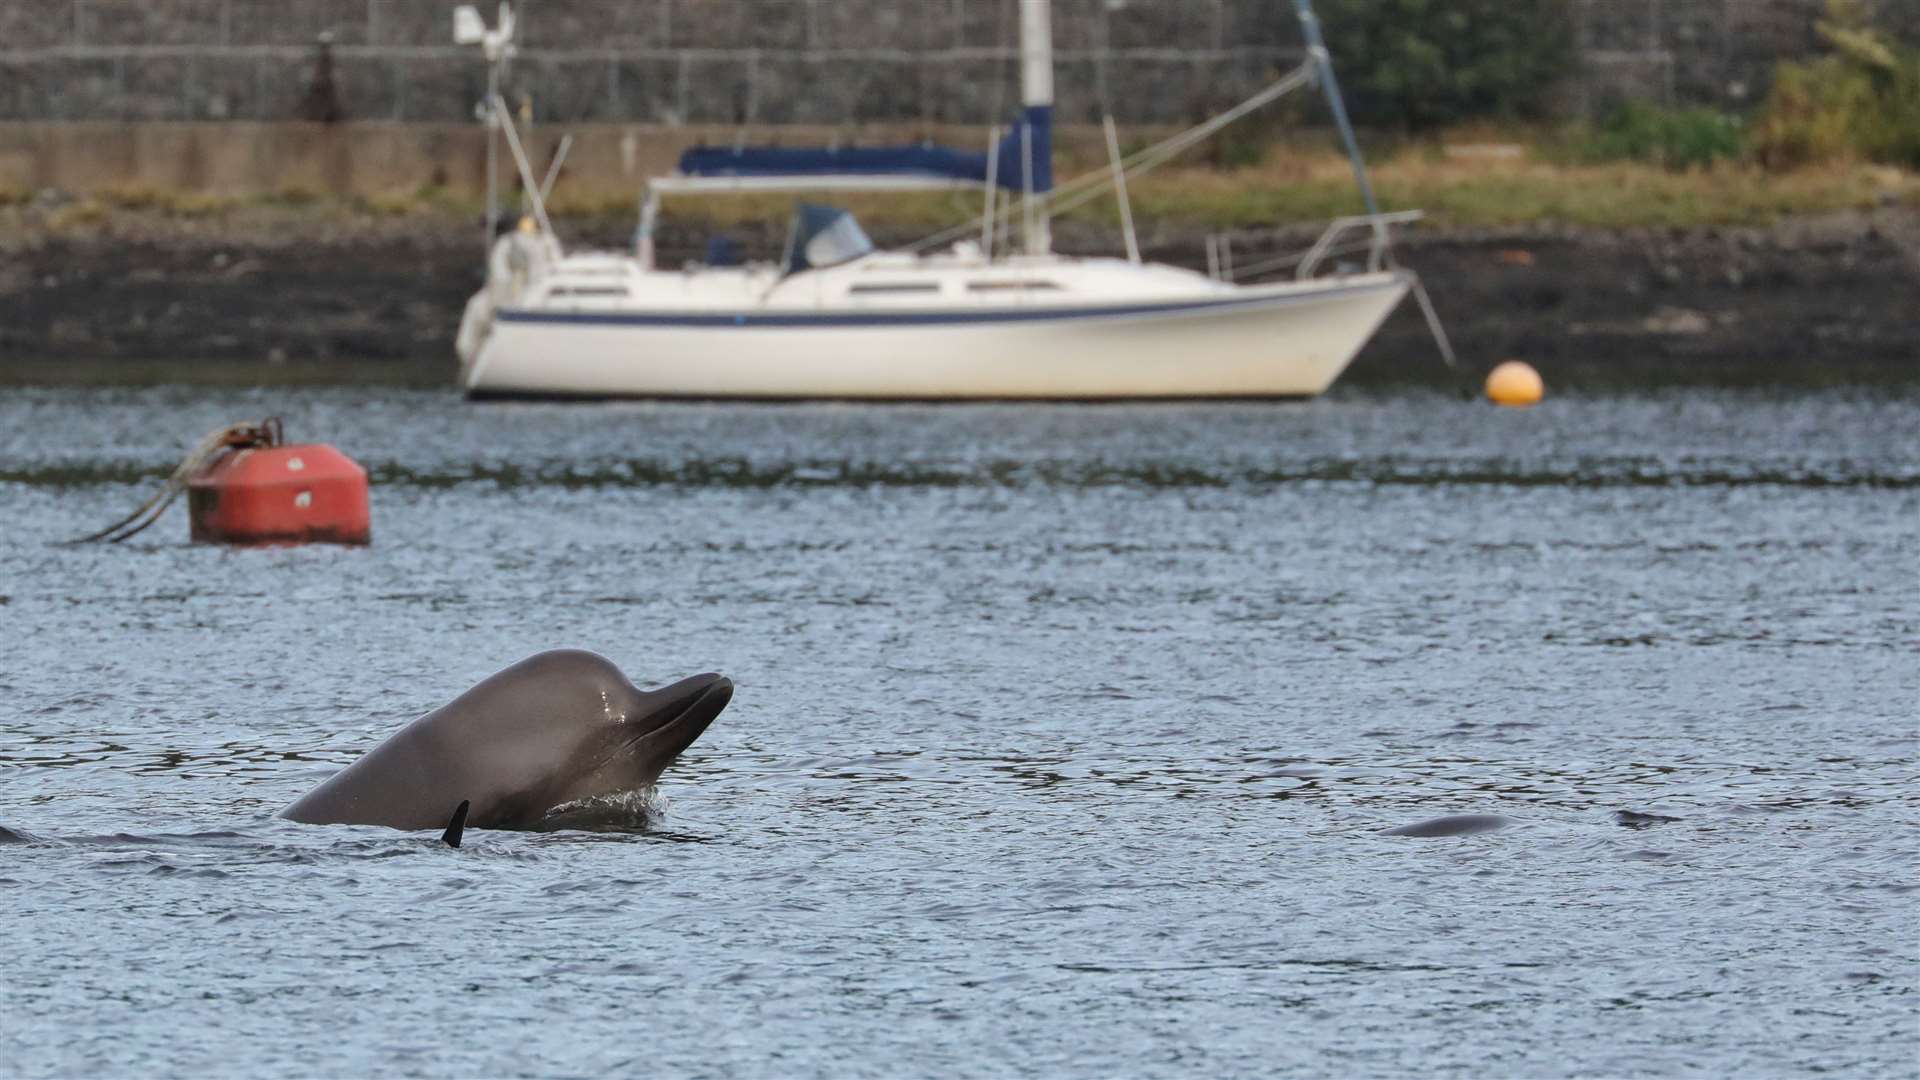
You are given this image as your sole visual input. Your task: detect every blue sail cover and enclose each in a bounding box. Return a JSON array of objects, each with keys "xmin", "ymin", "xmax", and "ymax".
[{"xmin": 679, "ymin": 106, "xmax": 1053, "ymax": 193}]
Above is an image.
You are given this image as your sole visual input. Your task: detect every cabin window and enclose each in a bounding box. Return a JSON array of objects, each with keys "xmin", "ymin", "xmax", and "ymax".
[
  {"xmin": 547, "ymin": 286, "xmax": 630, "ymax": 297},
  {"xmin": 850, "ymin": 283, "xmax": 941, "ymax": 295},
  {"xmin": 966, "ymin": 280, "xmax": 1063, "ymax": 292}
]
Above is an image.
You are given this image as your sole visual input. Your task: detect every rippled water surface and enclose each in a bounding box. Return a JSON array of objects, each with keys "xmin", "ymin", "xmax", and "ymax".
[{"xmin": 2, "ymin": 387, "xmax": 1915, "ymax": 1077}]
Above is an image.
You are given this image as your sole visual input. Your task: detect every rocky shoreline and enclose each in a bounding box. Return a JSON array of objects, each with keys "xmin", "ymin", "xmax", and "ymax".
[{"xmin": 3, "ymin": 204, "xmax": 1916, "ymax": 389}]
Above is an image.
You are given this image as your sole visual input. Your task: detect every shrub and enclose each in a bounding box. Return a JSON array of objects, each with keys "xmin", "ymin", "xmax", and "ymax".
[
  {"xmin": 1856, "ymin": 46, "xmax": 1920, "ymax": 166},
  {"xmin": 48, "ymin": 200, "xmax": 108, "ymax": 230},
  {"xmin": 1576, "ymin": 102, "xmax": 1745, "ymax": 170},
  {"xmin": 1315, "ymin": 0, "xmax": 1574, "ymax": 131},
  {"xmin": 1752, "ymin": 0, "xmax": 1920, "ymax": 169}
]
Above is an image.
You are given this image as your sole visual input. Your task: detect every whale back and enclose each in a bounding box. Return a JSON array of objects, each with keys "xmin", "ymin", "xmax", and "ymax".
[{"xmin": 1382, "ymin": 814, "xmax": 1514, "ymax": 837}]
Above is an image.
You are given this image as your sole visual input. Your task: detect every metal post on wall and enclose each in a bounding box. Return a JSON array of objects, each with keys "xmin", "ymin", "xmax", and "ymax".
[
  {"xmin": 454, "ymin": 4, "xmax": 520, "ymax": 250},
  {"xmin": 982, "ymin": 126, "xmax": 1001, "ymax": 260},
  {"xmin": 485, "ymin": 60, "xmax": 499, "ymax": 252}
]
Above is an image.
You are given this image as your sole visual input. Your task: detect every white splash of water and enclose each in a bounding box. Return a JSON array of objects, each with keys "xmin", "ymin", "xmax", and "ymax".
[{"xmin": 537, "ymin": 786, "xmax": 665, "ymax": 833}]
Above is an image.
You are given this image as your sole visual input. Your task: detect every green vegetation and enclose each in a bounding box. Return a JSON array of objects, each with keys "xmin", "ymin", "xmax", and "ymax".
[
  {"xmin": 96, "ymin": 185, "xmax": 236, "ymax": 216},
  {"xmin": 11, "ymin": 0, "xmax": 1919, "ymax": 241},
  {"xmin": 1566, "ymin": 103, "xmax": 1745, "ymax": 170},
  {"xmin": 1316, "ymin": 0, "xmax": 1573, "ymax": 131},
  {"xmin": 363, "ymin": 183, "xmax": 474, "ymax": 217},
  {"xmin": 1306, "ymin": 0, "xmax": 1914, "ymax": 175},
  {"xmin": 1751, "ymin": 0, "xmax": 1920, "ymax": 169},
  {"xmin": 5, "ymin": 152, "xmax": 1910, "ymax": 238},
  {"xmin": 1109, "ymin": 155, "xmax": 1912, "ymax": 230}
]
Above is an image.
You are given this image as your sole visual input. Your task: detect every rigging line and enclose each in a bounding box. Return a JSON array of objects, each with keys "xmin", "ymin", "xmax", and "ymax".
[
  {"xmin": 1408, "ymin": 272, "xmax": 1460, "ymax": 372},
  {"xmin": 997, "ymin": 63, "xmax": 1316, "ymax": 244},
  {"xmin": 1052, "ymin": 64, "xmax": 1316, "ymax": 205},
  {"xmin": 907, "ymin": 61, "xmax": 1315, "ymax": 255},
  {"xmin": 489, "ymin": 93, "xmax": 556, "ymax": 240},
  {"xmin": 1043, "ymin": 63, "xmax": 1307, "ymax": 196}
]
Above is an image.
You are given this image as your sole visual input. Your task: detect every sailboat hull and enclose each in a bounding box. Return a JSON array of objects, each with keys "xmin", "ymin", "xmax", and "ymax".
[{"xmin": 461, "ymin": 271, "xmax": 1411, "ymax": 400}]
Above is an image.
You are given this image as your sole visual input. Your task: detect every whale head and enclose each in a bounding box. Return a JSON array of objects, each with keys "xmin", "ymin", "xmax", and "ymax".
[
  {"xmin": 281, "ymin": 649, "xmax": 733, "ymax": 834},
  {"xmin": 553, "ymin": 666, "xmax": 734, "ymax": 808}
]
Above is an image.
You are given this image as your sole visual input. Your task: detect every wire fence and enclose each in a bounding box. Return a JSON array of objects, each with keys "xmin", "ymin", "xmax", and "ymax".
[{"xmin": 0, "ymin": 0, "xmax": 1909, "ymax": 124}]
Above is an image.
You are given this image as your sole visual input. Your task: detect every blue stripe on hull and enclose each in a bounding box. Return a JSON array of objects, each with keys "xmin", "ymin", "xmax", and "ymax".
[{"xmin": 496, "ymin": 278, "xmax": 1400, "ymax": 330}]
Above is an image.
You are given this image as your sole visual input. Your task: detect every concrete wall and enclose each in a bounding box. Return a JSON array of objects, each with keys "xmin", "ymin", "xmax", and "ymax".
[
  {"xmin": 2, "ymin": 0, "xmax": 1913, "ymax": 128},
  {"xmin": 0, "ymin": 0, "xmax": 1294, "ymax": 126},
  {"xmin": 0, "ymin": 119, "xmax": 1136, "ymax": 197},
  {"xmin": 1568, "ymin": 0, "xmax": 1920, "ymax": 114}
]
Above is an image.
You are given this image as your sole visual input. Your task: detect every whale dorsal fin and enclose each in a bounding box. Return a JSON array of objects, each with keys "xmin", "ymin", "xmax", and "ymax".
[{"xmin": 441, "ymin": 800, "xmax": 471, "ymax": 848}]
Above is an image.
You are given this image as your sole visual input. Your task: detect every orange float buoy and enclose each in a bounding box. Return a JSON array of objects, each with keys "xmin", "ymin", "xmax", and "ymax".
[
  {"xmin": 188, "ymin": 434, "xmax": 370, "ymax": 546},
  {"xmin": 1485, "ymin": 360, "xmax": 1545, "ymax": 407}
]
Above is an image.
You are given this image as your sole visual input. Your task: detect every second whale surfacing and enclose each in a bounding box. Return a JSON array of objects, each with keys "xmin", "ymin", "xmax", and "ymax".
[{"xmin": 281, "ymin": 650, "xmax": 732, "ymax": 837}]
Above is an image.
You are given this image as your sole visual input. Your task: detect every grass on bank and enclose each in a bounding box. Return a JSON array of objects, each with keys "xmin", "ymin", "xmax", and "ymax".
[
  {"xmin": 542, "ymin": 150, "xmax": 1915, "ymax": 232},
  {"xmin": 1116, "ymin": 153, "xmax": 1916, "ymax": 231},
  {"xmin": 4, "ymin": 145, "xmax": 1914, "ymax": 237}
]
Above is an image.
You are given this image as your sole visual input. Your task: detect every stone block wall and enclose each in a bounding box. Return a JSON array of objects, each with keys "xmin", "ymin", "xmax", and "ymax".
[
  {"xmin": 0, "ymin": 0, "xmax": 1908, "ymax": 126},
  {"xmin": 1566, "ymin": 0, "xmax": 1917, "ymax": 114}
]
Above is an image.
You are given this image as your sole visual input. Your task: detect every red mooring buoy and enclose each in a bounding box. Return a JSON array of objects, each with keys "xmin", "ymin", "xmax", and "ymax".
[{"xmin": 188, "ymin": 427, "xmax": 370, "ymax": 546}]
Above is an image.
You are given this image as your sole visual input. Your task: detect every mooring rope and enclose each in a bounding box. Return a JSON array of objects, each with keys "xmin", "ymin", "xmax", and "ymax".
[{"xmin": 63, "ymin": 417, "xmax": 283, "ymax": 545}]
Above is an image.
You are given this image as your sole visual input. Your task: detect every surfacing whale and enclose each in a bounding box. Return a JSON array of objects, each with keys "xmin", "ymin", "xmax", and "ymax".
[
  {"xmin": 1382, "ymin": 814, "xmax": 1514, "ymax": 837},
  {"xmin": 281, "ymin": 650, "xmax": 732, "ymax": 842}
]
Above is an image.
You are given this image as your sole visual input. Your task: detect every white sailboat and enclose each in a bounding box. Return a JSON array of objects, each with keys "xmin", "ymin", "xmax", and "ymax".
[{"xmin": 452, "ymin": 0, "xmax": 1453, "ymax": 400}]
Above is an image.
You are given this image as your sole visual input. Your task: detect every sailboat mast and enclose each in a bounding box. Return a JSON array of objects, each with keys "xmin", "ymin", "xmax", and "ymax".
[{"xmin": 1019, "ymin": 0, "xmax": 1054, "ymax": 255}]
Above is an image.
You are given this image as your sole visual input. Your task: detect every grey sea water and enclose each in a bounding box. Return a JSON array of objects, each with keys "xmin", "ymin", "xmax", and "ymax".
[{"xmin": 1, "ymin": 386, "xmax": 1915, "ymax": 1078}]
